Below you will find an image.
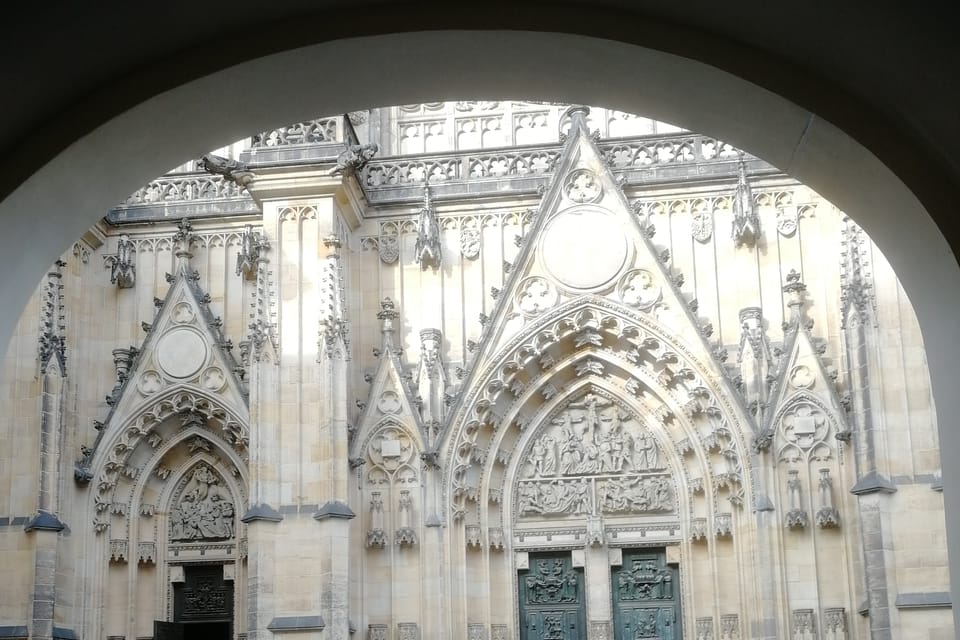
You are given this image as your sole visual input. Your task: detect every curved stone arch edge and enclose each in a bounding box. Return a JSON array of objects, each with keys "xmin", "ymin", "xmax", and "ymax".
[
  {"xmin": 440, "ymin": 300, "xmax": 757, "ymax": 530},
  {"xmin": 0, "ymin": 29, "xmax": 954, "ymax": 614},
  {"xmin": 88, "ymin": 384, "xmax": 249, "ymax": 478}
]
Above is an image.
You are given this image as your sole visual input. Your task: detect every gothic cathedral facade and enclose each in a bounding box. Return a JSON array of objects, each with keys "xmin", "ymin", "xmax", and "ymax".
[{"xmin": 0, "ymin": 104, "xmax": 950, "ymax": 639}]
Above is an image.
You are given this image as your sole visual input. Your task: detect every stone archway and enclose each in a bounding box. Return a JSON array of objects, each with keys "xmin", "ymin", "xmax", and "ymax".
[{"xmin": 0, "ymin": 28, "xmax": 957, "ymax": 625}]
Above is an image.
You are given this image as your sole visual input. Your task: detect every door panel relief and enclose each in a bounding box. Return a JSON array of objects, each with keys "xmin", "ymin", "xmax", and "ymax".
[
  {"xmin": 612, "ymin": 550, "xmax": 680, "ymax": 640},
  {"xmin": 518, "ymin": 554, "xmax": 585, "ymax": 640}
]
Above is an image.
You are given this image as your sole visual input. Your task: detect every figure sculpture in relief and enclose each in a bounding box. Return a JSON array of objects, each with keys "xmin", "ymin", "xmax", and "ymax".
[
  {"xmin": 170, "ymin": 465, "xmax": 235, "ymax": 541},
  {"xmin": 633, "ymin": 429, "xmax": 660, "ymax": 470}
]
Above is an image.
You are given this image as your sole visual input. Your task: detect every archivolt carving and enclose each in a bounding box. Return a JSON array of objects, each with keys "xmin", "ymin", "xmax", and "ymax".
[
  {"xmin": 444, "ymin": 298, "xmax": 753, "ymax": 527},
  {"xmin": 89, "ymin": 389, "xmax": 248, "ymax": 532}
]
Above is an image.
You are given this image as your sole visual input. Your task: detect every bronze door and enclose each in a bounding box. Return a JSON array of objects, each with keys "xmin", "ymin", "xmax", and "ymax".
[
  {"xmin": 611, "ymin": 549, "xmax": 681, "ymax": 640},
  {"xmin": 518, "ymin": 553, "xmax": 586, "ymax": 640}
]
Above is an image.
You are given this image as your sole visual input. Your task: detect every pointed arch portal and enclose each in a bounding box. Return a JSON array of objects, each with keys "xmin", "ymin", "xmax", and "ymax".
[{"xmin": 0, "ymin": 24, "xmax": 958, "ymax": 635}]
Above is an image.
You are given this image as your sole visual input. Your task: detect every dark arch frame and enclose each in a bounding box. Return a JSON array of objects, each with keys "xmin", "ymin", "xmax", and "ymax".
[{"xmin": 0, "ymin": 22, "xmax": 957, "ymax": 624}]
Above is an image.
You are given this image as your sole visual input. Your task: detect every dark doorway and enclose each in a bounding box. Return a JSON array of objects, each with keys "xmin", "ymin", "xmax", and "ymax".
[{"xmin": 154, "ymin": 564, "xmax": 233, "ymax": 640}]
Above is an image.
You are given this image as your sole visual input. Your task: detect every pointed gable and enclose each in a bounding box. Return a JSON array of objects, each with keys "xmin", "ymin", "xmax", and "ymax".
[
  {"xmin": 352, "ymin": 298, "xmax": 427, "ymax": 459},
  {"xmin": 763, "ymin": 271, "xmax": 848, "ymax": 462},
  {"xmin": 104, "ymin": 218, "xmax": 248, "ymax": 430},
  {"xmin": 468, "ymin": 105, "xmax": 709, "ymax": 370}
]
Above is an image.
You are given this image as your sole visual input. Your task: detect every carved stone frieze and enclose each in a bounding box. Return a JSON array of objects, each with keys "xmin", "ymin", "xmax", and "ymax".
[
  {"xmin": 791, "ymin": 609, "xmax": 815, "ymax": 640},
  {"xmin": 368, "ymin": 624, "xmax": 388, "ymax": 640},
  {"xmin": 397, "ymin": 622, "xmax": 419, "ymax": 640},
  {"xmin": 823, "ymin": 607, "xmax": 847, "ymax": 638},
  {"xmin": 719, "ymin": 614, "xmax": 739, "ymax": 640},
  {"xmin": 696, "ymin": 617, "xmax": 713, "ymax": 640}
]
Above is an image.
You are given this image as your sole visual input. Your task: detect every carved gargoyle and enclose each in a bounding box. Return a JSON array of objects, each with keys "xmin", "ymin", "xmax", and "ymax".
[
  {"xmin": 332, "ymin": 143, "xmax": 379, "ymax": 176},
  {"xmin": 199, "ymin": 153, "xmax": 254, "ymax": 187}
]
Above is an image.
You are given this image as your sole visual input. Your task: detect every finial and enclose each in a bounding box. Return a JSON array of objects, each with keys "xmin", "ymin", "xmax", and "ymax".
[
  {"xmin": 782, "ymin": 269, "xmax": 808, "ymax": 321},
  {"xmin": 377, "ymin": 298, "xmax": 399, "ymax": 349},
  {"xmin": 173, "ymin": 217, "xmax": 195, "ymax": 272}
]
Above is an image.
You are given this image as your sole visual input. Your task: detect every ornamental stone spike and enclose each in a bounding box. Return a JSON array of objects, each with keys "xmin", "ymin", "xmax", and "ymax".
[
  {"xmin": 782, "ymin": 268, "xmax": 808, "ymax": 324},
  {"xmin": 173, "ymin": 217, "xmax": 195, "ymax": 274}
]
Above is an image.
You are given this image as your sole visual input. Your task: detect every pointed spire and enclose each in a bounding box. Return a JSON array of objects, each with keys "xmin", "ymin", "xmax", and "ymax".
[
  {"xmin": 377, "ymin": 297, "xmax": 399, "ymax": 350},
  {"xmin": 731, "ymin": 158, "xmax": 760, "ymax": 247},
  {"xmin": 414, "ymin": 182, "xmax": 441, "ymax": 270},
  {"xmin": 38, "ymin": 259, "xmax": 67, "ymax": 374},
  {"xmin": 173, "ymin": 217, "xmax": 195, "ymax": 274},
  {"xmin": 840, "ymin": 217, "xmax": 876, "ymax": 329}
]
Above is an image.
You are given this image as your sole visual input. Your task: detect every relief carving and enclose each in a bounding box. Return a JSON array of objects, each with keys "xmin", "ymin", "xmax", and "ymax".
[
  {"xmin": 564, "ymin": 169, "xmax": 602, "ymax": 204},
  {"xmin": 169, "ymin": 464, "xmax": 235, "ymax": 541},
  {"xmin": 615, "ymin": 558, "xmax": 673, "ymax": 600},
  {"xmin": 366, "ymin": 426, "xmax": 418, "ymax": 485},
  {"xmin": 522, "ymin": 395, "xmax": 664, "ymax": 478},
  {"xmin": 517, "ymin": 393, "xmax": 673, "ymax": 518},
  {"xmin": 524, "ymin": 558, "xmax": 579, "ymax": 604},
  {"xmin": 617, "ymin": 269, "xmax": 662, "ymax": 311},
  {"xmin": 460, "ymin": 227, "xmax": 481, "ymax": 259}
]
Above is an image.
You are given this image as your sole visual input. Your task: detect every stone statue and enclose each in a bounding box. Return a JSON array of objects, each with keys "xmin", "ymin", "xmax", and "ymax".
[
  {"xmin": 199, "ymin": 153, "xmax": 254, "ymax": 187},
  {"xmin": 332, "ymin": 143, "xmax": 379, "ymax": 176},
  {"xmin": 104, "ymin": 234, "xmax": 136, "ymax": 288}
]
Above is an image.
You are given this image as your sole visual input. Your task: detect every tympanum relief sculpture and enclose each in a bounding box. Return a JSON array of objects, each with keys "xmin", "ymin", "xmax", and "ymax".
[
  {"xmin": 169, "ymin": 464, "xmax": 236, "ymax": 541},
  {"xmin": 516, "ymin": 393, "xmax": 673, "ymax": 519}
]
